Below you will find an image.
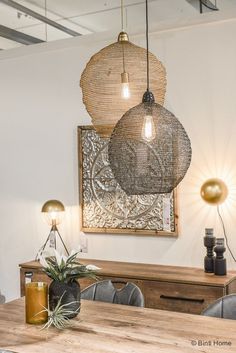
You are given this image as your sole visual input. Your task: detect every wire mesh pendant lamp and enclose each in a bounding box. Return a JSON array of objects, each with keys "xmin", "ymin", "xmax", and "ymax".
[
  {"xmin": 80, "ymin": 0, "xmax": 167, "ymax": 137},
  {"xmin": 108, "ymin": 0, "xmax": 192, "ymax": 196}
]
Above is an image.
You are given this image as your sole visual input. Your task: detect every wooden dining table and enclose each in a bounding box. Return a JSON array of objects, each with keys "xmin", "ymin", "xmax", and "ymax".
[{"xmin": 0, "ymin": 297, "xmax": 236, "ymax": 353}]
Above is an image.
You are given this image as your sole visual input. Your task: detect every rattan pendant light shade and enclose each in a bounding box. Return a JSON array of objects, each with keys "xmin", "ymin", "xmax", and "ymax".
[{"xmin": 80, "ymin": 34, "xmax": 167, "ymax": 137}]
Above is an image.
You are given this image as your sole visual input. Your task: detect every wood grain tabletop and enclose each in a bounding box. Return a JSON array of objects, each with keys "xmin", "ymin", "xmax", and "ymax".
[{"xmin": 0, "ymin": 298, "xmax": 236, "ymax": 352}]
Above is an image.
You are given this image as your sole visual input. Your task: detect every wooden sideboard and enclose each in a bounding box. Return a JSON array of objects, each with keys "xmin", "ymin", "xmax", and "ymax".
[{"xmin": 19, "ymin": 259, "xmax": 236, "ymax": 315}]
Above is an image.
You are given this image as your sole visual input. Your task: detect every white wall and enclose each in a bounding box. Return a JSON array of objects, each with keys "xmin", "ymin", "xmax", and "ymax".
[{"xmin": 1, "ymin": 18, "xmax": 236, "ymax": 301}]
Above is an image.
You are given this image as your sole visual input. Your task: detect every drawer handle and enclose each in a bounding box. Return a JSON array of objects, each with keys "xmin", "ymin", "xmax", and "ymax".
[{"xmin": 160, "ymin": 294, "xmax": 205, "ymax": 304}]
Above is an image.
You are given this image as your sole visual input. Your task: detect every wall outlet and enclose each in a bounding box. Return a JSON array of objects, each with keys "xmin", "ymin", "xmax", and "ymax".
[{"xmin": 79, "ymin": 233, "xmax": 88, "ymax": 253}]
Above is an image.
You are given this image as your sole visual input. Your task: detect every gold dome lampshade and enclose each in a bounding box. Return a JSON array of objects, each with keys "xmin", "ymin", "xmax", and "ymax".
[
  {"xmin": 200, "ymin": 178, "xmax": 228, "ymax": 205},
  {"xmin": 41, "ymin": 199, "xmax": 65, "ymax": 213},
  {"xmin": 80, "ymin": 32, "xmax": 167, "ymax": 137},
  {"xmin": 41, "ymin": 199, "xmax": 65, "ymax": 226}
]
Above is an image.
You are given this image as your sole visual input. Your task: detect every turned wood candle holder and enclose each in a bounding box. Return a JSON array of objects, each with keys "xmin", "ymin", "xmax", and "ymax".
[{"xmin": 204, "ymin": 228, "xmax": 216, "ymax": 273}]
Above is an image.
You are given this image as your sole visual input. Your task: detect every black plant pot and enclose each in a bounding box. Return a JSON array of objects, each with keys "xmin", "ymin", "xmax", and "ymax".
[{"xmin": 49, "ymin": 280, "xmax": 81, "ymax": 319}]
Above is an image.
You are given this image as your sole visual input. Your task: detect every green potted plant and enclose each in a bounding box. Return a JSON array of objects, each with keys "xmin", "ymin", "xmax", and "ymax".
[{"xmin": 40, "ymin": 250, "xmax": 99, "ymax": 318}]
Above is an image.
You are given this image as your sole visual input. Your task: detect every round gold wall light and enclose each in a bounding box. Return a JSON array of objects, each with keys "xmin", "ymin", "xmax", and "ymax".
[{"xmin": 200, "ymin": 178, "xmax": 228, "ymax": 205}]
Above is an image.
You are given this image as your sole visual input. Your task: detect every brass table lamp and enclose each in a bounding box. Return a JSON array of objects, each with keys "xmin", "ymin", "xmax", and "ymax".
[{"xmin": 36, "ymin": 200, "xmax": 69, "ymax": 259}]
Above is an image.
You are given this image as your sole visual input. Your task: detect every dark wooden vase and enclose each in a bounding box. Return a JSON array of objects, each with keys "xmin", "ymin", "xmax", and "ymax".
[{"xmin": 49, "ymin": 280, "xmax": 81, "ymax": 319}]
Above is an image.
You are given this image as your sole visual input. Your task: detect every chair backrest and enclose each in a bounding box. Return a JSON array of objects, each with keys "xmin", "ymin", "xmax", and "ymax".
[
  {"xmin": 81, "ymin": 280, "xmax": 144, "ymax": 307},
  {"xmin": 201, "ymin": 294, "xmax": 236, "ymax": 320}
]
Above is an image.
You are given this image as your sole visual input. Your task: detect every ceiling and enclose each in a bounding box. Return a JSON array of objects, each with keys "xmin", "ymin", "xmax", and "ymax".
[{"xmin": 0, "ymin": 0, "xmax": 236, "ymax": 51}]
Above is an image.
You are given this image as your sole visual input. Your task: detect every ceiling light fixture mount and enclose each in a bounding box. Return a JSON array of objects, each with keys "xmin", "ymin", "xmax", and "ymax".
[
  {"xmin": 186, "ymin": 0, "xmax": 218, "ymax": 14},
  {"xmin": 199, "ymin": 0, "xmax": 218, "ymax": 13}
]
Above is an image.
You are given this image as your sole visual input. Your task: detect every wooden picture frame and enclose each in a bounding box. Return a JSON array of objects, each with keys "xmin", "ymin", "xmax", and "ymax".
[{"xmin": 78, "ymin": 125, "xmax": 178, "ymax": 237}]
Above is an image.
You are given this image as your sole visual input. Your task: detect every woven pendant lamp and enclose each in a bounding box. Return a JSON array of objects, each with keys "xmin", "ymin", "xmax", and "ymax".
[
  {"xmin": 80, "ymin": 1, "xmax": 166, "ymax": 137},
  {"xmin": 108, "ymin": 0, "xmax": 192, "ymax": 196}
]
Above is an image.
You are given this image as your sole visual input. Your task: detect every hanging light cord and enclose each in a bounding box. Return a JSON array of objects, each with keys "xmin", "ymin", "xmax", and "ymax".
[
  {"xmin": 45, "ymin": 0, "xmax": 48, "ymax": 42},
  {"xmin": 121, "ymin": 0, "xmax": 126, "ymax": 73},
  {"xmin": 217, "ymin": 205, "xmax": 236, "ymax": 262},
  {"xmin": 121, "ymin": 0, "xmax": 124, "ymax": 31},
  {"xmin": 145, "ymin": 0, "xmax": 150, "ymax": 91}
]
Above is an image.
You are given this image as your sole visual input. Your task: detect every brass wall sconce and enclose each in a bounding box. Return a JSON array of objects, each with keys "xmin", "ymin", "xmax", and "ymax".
[{"xmin": 200, "ymin": 178, "xmax": 228, "ymax": 205}]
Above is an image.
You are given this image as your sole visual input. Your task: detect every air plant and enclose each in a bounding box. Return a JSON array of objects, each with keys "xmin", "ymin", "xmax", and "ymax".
[{"xmin": 38, "ymin": 293, "xmax": 81, "ymax": 330}]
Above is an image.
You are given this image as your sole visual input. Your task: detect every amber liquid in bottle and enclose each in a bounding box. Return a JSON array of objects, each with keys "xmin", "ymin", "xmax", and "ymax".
[{"xmin": 25, "ymin": 282, "xmax": 48, "ymax": 324}]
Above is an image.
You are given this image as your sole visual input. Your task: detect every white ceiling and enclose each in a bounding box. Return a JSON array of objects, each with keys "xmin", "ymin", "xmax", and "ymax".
[{"xmin": 0, "ymin": 0, "xmax": 236, "ymax": 50}]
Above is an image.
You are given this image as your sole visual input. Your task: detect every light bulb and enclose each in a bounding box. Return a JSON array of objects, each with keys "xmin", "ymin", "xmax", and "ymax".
[
  {"xmin": 41, "ymin": 200, "xmax": 65, "ymax": 226},
  {"xmin": 43, "ymin": 211, "xmax": 64, "ymax": 226},
  {"xmin": 121, "ymin": 82, "xmax": 130, "ymax": 99},
  {"xmin": 121, "ymin": 72, "xmax": 130, "ymax": 99},
  {"xmin": 50, "ymin": 211, "xmax": 57, "ymax": 221},
  {"xmin": 141, "ymin": 115, "xmax": 156, "ymax": 142}
]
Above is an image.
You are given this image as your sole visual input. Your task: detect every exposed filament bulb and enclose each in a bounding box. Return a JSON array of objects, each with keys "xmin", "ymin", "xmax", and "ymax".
[
  {"xmin": 121, "ymin": 72, "xmax": 130, "ymax": 99},
  {"xmin": 141, "ymin": 115, "xmax": 156, "ymax": 142}
]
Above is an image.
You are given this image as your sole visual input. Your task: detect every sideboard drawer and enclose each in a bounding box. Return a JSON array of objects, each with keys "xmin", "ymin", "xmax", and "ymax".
[{"xmin": 143, "ymin": 280, "xmax": 224, "ymax": 314}]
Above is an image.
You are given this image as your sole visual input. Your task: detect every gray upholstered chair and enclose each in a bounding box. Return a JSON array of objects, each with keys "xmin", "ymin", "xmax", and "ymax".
[
  {"xmin": 81, "ymin": 280, "xmax": 144, "ymax": 307},
  {"xmin": 201, "ymin": 294, "xmax": 236, "ymax": 320}
]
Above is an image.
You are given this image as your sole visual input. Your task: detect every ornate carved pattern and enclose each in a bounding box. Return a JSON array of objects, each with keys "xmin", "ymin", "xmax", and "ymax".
[{"xmin": 79, "ymin": 127, "xmax": 176, "ymax": 235}]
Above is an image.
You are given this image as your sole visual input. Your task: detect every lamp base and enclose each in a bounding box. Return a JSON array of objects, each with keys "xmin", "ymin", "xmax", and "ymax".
[{"xmin": 35, "ymin": 225, "xmax": 69, "ymax": 260}]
